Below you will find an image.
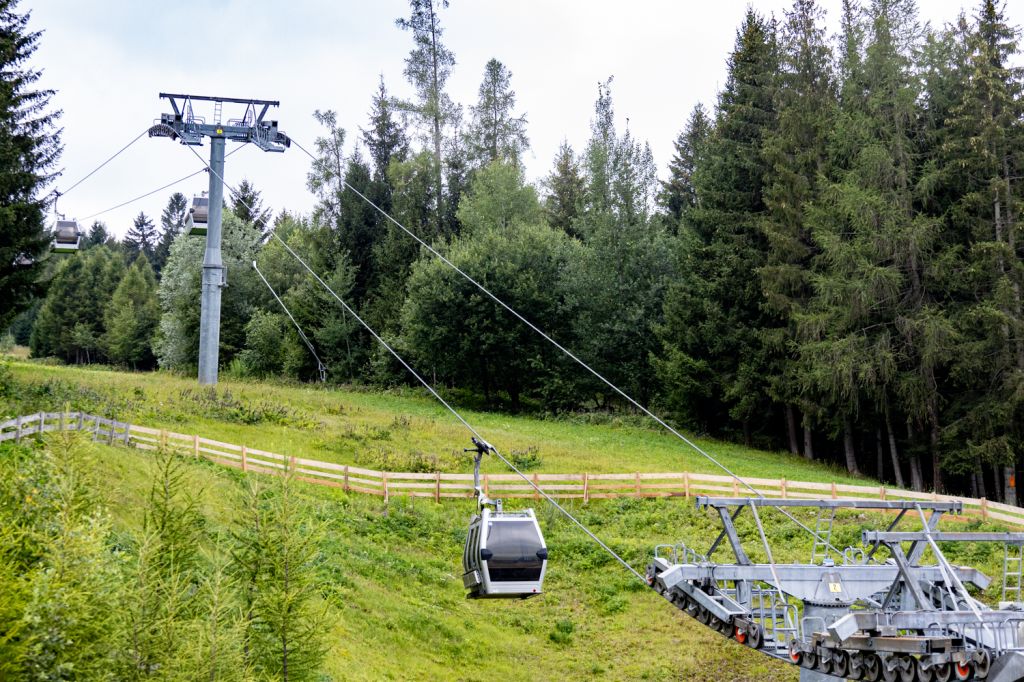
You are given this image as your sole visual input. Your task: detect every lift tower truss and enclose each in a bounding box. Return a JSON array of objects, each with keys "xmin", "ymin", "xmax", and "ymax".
[{"xmin": 148, "ymin": 93, "xmax": 289, "ymax": 385}]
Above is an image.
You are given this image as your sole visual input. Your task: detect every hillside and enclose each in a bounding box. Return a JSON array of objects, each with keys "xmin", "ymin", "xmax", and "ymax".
[{"xmin": 0, "ymin": 361, "xmax": 1015, "ymax": 680}]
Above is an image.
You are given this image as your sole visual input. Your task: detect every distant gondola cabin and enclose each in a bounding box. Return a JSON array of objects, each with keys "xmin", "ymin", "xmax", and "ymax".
[
  {"xmin": 186, "ymin": 194, "xmax": 209, "ymax": 236},
  {"xmin": 52, "ymin": 220, "xmax": 82, "ymax": 253}
]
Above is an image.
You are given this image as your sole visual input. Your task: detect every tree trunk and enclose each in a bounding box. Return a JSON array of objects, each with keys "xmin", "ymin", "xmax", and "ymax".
[
  {"xmin": 786, "ymin": 405, "xmax": 799, "ymax": 456},
  {"xmin": 743, "ymin": 419, "xmax": 752, "ymax": 448},
  {"xmin": 803, "ymin": 421, "xmax": 814, "ymax": 461},
  {"xmin": 884, "ymin": 406, "xmax": 905, "ymax": 489},
  {"xmin": 1006, "ymin": 465, "xmax": 1017, "ymax": 506},
  {"xmin": 843, "ymin": 416, "xmax": 859, "ymax": 475},
  {"xmin": 975, "ymin": 459, "xmax": 987, "ymax": 500},
  {"xmin": 429, "ymin": 4, "xmax": 445, "ymax": 234},
  {"xmin": 928, "ymin": 399, "xmax": 942, "ymax": 493},
  {"xmin": 875, "ymin": 427, "xmax": 885, "ymax": 482}
]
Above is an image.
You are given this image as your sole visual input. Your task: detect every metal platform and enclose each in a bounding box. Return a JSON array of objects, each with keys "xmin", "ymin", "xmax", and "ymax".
[{"xmin": 647, "ymin": 497, "xmax": 1024, "ymax": 681}]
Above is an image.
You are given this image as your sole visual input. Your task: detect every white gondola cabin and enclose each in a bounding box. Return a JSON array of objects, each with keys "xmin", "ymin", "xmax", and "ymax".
[
  {"xmin": 463, "ymin": 506, "xmax": 548, "ymax": 599},
  {"xmin": 52, "ymin": 219, "xmax": 82, "ymax": 253},
  {"xmin": 186, "ymin": 194, "xmax": 209, "ymax": 236}
]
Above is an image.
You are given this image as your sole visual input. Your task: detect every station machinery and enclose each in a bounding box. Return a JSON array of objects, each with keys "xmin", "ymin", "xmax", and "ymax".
[{"xmin": 647, "ymin": 497, "xmax": 1024, "ymax": 681}]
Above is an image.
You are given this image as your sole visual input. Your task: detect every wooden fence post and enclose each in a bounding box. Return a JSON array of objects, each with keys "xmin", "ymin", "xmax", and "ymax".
[
  {"xmin": 583, "ymin": 473, "xmax": 589, "ymax": 504},
  {"xmin": 93, "ymin": 415, "xmax": 100, "ymax": 441},
  {"xmin": 123, "ymin": 423, "xmax": 131, "ymax": 445},
  {"xmin": 434, "ymin": 472, "xmax": 441, "ymax": 503},
  {"xmin": 241, "ymin": 445, "xmax": 248, "ymax": 472},
  {"xmin": 534, "ymin": 473, "xmax": 540, "ymax": 501},
  {"xmin": 732, "ymin": 479, "xmax": 739, "ymax": 495},
  {"xmin": 77, "ymin": 412, "xmax": 84, "ymax": 432},
  {"xmin": 880, "ymin": 486, "xmax": 887, "ymax": 501},
  {"xmin": 14, "ymin": 416, "xmax": 20, "ymax": 443},
  {"xmin": 780, "ymin": 478, "xmax": 787, "ymax": 499},
  {"xmin": 193, "ymin": 434, "xmax": 200, "ymax": 458},
  {"xmin": 981, "ymin": 497, "xmax": 989, "ymax": 521},
  {"xmin": 831, "ymin": 482, "xmax": 837, "ymax": 499},
  {"xmin": 38, "ymin": 413, "xmax": 44, "ymax": 436},
  {"xmin": 107, "ymin": 421, "xmax": 114, "ymax": 445},
  {"xmin": 484, "ymin": 474, "xmax": 490, "ymax": 497},
  {"xmin": 684, "ymin": 472, "xmax": 690, "ymax": 498},
  {"xmin": 383, "ymin": 473, "xmax": 389, "ymax": 503},
  {"xmin": 343, "ymin": 465, "xmax": 350, "ymax": 492},
  {"xmin": 635, "ymin": 472, "xmax": 641, "ymax": 497}
]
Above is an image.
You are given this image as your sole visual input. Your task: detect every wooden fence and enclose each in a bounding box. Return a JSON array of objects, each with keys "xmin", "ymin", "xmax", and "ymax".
[{"xmin": 3, "ymin": 411, "xmax": 1022, "ymax": 528}]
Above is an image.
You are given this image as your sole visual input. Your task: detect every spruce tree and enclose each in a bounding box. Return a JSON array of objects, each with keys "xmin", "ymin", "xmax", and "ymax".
[
  {"xmin": 760, "ymin": 0, "xmax": 837, "ymax": 459},
  {"xmin": 231, "ymin": 179, "xmax": 272, "ymax": 233},
  {"xmin": 464, "ymin": 58, "xmax": 529, "ymax": 169},
  {"xmin": 83, "ymin": 220, "xmax": 111, "ymax": 249},
  {"xmin": 657, "ymin": 9, "xmax": 780, "ymax": 442},
  {"xmin": 103, "ymin": 255, "xmax": 159, "ymax": 369},
  {"xmin": 0, "ymin": 0, "xmax": 62, "ymax": 329},
  {"xmin": 153, "ymin": 191, "xmax": 187, "ymax": 275},
  {"xmin": 542, "ymin": 141, "xmax": 585, "ymax": 237},
  {"xmin": 658, "ymin": 103, "xmax": 711, "ymax": 227},
  {"xmin": 124, "ymin": 211, "xmax": 157, "ymax": 262},
  {"xmin": 360, "ymin": 75, "xmax": 408, "ymax": 191}
]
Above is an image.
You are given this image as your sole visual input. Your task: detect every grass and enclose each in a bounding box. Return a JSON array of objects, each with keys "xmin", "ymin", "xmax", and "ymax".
[
  {"xmin": 2, "ymin": 361, "xmax": 1017, "ymax": 680},
  {"xmin": 3, "ymin": 360, "xmax": 863, "ymax": 484}
]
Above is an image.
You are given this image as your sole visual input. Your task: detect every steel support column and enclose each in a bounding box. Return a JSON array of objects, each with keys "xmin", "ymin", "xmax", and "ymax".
[{"xmin": 198, "ymin": 136, "xmax": 225, "ymax": 385}]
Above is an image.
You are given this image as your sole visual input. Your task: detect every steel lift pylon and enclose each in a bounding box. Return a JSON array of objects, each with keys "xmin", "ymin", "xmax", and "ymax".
[
  {"xmin": 647, "ymin": 497, "xmax": 1024, "ymax": 681},
  {"xmin": 148, "ymin": 93, "xmax": 289, "ymax": 386}
]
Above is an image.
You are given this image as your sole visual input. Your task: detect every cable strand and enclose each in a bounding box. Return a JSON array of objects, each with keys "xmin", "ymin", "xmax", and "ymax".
[
  {"xmin": 60, "ymin": 128, "xmax": 150, "ymax": 199},
  {"xmin": 287, "ymin": 137, "xmax": 849, "ymax": 560}
]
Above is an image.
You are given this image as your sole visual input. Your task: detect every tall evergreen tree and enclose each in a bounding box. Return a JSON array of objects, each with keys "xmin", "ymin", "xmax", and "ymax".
[
  {"xmin": 30, "ymin": 244, "xmax": 125, "ymax": 363},
  {"xmin": 0, "ymin": 0, "xmax": 62, "ymax": 329},
  {"xmin": 659, "ymin": 103, "xmax": 711, "ymax": 226},
  {"xmin": 464, "ymin": 58, "xmax": 529, "ymax": 169},
  {"xmin": 395, "ymin": 0, "xmax": 458, "ymax": 234},
  {"xmin": 103, "ymin": 255, "xmax": 159, "ymax": 368},
  {"xmin": 760, "ymin": 0, "xmax": 837, "ymax": 460},
  {"xmin": 657, "ymin": 10, "xmax": 780, "ymax": 443},
  {"xmin": 937, "ymin": 0, "xmax": 1024, "ymax": 501},
  {"xmin": 542, "ymin": 141, "xmax": 585, "ymax": 237},
  {"xmin": 83, "ymin": 220, "xmax": 111, "ymax": 249},
  {"xmin": 361, "ymin": 75, "xmax": 408, "ymax": 191},
  {"xmin": 153, "ymin": 191, "xmax": 187, "ymax": 275},
  {"xmin": 231, "ymin": 179, "xmax": 272, "ymax": 233},
  {"xmin": 124, "ymin": 211, "xmax": 157, "ymax": 263}
]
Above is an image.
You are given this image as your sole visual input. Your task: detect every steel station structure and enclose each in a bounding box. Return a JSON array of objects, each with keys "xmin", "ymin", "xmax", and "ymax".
[{"xmin": 647, "ymin": 497, "xmax": 1024, "ymax": 681}]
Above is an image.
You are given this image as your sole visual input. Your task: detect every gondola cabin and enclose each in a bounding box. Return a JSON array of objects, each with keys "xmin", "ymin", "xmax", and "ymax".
[
  {"xmin": 463, "ymin": 507, "xmax": 547, "ymax": 599},
  {"xmin": 52, "ymin": 220, "xmax": 82, "ymax": 253},
  {"xmin": 186, "ymin": 194, "xmax": 209, "ymax": 236}
]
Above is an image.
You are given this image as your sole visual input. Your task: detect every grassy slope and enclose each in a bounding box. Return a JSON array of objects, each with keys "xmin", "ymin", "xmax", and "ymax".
[
  {"xmin": 6, "ymin": 361, "xmax": 863, "ymax": 483},
  {"xmin": 2, "ymin": 361, "xmax": 1015, "ymax": 680}
]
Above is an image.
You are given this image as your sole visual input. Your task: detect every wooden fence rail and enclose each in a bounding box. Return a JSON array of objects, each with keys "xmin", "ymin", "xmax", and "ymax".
[{"xmin": 3, "ymin": 411, "xmax": 1021, "ymax": 527}]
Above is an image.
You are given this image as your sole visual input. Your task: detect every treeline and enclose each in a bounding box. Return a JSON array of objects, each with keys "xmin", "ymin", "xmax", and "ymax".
[
  {"xmin": 12, "ymin": 0, "xmax": 1024, "ymax": 500},
  {"xmin": 0, "ymin": 434, "xmax": 329, "ymax": 680}
]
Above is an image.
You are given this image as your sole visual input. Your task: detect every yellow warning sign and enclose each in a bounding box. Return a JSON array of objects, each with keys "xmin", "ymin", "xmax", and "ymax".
[{"xmin": 828, "ymin": 583, "xmax": 843, "ymax": 593}]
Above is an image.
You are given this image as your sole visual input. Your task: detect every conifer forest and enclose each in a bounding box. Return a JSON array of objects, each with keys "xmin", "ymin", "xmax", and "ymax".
[{"xmin": 4, "ymin": 0, "xmax": 1024, "ymax": 504}]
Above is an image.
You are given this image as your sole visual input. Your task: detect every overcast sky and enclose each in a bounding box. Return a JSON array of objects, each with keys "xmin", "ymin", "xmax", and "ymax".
[{"xmin": 28, "ymin": 0, "xmax": 983, "ymax": 238}]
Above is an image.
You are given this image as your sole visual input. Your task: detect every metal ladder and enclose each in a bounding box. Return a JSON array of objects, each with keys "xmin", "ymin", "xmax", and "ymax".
[
  {"xmin": 213, "ymin": 99, "xmax": 223, "ymax": 125},
  {"xmin": 1003, "ymin": 542, "xmax": 1024, "ymax": 603},
  {"xmin": 752, "ymin": 585, "xmax": 798, "ymax": 651},
  {"xmin": 811, "ymin": 507, "xmax": 836, "ymax": 564}
]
